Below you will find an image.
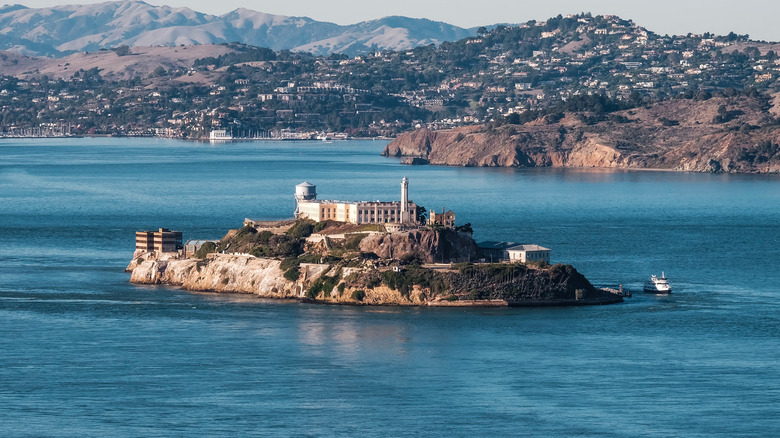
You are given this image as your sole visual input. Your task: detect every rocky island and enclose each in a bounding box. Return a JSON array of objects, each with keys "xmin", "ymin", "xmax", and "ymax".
[
  {"xmin": 127, "ymin": 180, "xmax": 623, "ymax": 306},
  {"xmin": 127, "ymin": 220, "xmax": 622, "ymax": 307}
]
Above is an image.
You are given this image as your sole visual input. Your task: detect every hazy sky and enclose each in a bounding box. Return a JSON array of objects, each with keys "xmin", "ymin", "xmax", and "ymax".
[{"xmin": 16, "ymin": 0, "xmax": 780, "ymax": 42}]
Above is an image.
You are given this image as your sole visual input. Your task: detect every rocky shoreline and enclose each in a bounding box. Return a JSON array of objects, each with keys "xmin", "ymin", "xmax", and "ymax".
[
  {"xmin": 127, "ymin": 249, "xmax": 623, "ymax": 308},
  {"xmin": 384, "ymin": 95, "xmax": 780, "ymax": 174}
]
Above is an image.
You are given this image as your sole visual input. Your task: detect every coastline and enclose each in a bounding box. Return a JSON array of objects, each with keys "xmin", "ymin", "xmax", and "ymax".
[{"xmin": 127, "ymin": 251, "xmax": 623, "ymax": 308}]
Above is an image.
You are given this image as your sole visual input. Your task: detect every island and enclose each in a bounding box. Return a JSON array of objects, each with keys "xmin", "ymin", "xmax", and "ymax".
[{"xmin": 126, "ymin": 180, "xmax": 623, "ymax": 307}]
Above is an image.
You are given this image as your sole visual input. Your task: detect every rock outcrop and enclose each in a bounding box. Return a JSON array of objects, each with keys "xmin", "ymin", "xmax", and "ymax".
[
  {"xmin": 358, "ymin": 228, "xmax": 478, "ymax": 263},
  {"xmin": 384, "ymin": 96, "xmax": 780, "ymax": 173}
]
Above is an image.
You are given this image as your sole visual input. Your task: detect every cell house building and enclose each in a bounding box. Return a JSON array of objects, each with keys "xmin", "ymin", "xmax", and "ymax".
[{"xmin": 295, "ymin": 178, "xmax": 419, "ymax": 225}]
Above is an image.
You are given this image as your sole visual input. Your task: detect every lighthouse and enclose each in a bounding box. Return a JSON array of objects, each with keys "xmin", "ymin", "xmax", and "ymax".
[{"xmin": 400, "ymin": 177, "xmax": 409, "ymax": 223}]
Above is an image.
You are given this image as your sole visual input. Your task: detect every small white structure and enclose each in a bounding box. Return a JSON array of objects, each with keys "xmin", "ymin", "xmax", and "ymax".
[
  {"xmin": 506, "ymin": 245, "xmax": 551, "ymax": 264},
  {"xmin": 209, "ymin": 129, "xmax": 233, "ymax": 141}
]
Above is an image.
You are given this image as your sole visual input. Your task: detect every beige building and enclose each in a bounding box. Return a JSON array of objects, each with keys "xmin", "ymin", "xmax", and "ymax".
[
  {"xmin": 295, "ymin": 178, "xmax": 418, "ymax": 225},
  {"xmin": 136, "ymin": 228, "xmax": 183, "ymax": 253}
]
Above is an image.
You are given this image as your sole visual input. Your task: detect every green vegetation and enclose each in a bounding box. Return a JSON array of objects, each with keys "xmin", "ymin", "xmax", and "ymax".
[
  {"xmin": 380, "ymin": 266, "xmax": 448, "ymax": 297},
  {"xmin": 343, "ymin": 233, "xmax": 368, "ymax": 250},
  {"xmin": 306, "ymin": 272, "xmax": 340, "ymax": 299},
  {"xmin": 284, "ymin": 267, "xmax": 300, "ymax": 281},
  {"xmin": 218, "ymin": 226, "xmax": 303, "ymax": 259},
  {"xmin": 351, "ymin": 290, "xmax": 366, "ymax": 301},
  {"xmin": 195, "ymin": 242, "xmax": 217, "ymax": 259},
  {"xmin": 280, "ymin": 257, "xmax": 301, "ymax": 281},
  {"xmin": 287, "ymin": 219, "xmax": 315, "ymax": 238}
]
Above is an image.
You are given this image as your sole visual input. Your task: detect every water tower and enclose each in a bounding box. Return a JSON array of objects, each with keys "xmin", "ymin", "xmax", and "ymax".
[{"xmin": 294, "ymin": 182, "xmax": 317, "ymax": 217}]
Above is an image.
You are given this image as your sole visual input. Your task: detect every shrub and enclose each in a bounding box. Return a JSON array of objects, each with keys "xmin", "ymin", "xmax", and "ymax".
[
  {"xmin": 249, "ymin": 246, "xmax": 271, "ymax": 258},
  {"xmin": 321, "ymin": 273, "xmax": 341, "ymax": 295},
  {"xmin": 284, "ymin": 267, "xmax": 300, "ymax": 281},
  {"xmin": 344, "ymin": 233, "xmax": 368, "ymax": 250},
  {"xmin": 313, "ymin": 222, "xmax": 328, "ymax": 233},
  {"xmin": 351, "ymin": 290, "xmax": 365, "ymax": 301},
  {"xmin": 135, "ymin": 257, "xmax": 144, "ymax": 265},
  {"xmin": 307, "ymin": 273, "xmax": 340, "ymax": 297},
  {"xmin": 280, "ymin": 257, "xmax": 300, "ymax": 271},
  {"xmin": 453, "ymin": 262, "xmax": 472, "ymax": 273},
  {"xmin": 236, "ymin": 225, "xmax": 258, "ymax": 238},
  {"xmin": 297, "ymin": 254, "xmax": 322, "ymax": 264},
  {"xmin": 257, "ymin": 230, "xmax": 273, "ymax": 243},
  {"xmin": 307, "ymin": 281, "xmax": 322, "ymax": 298},
  {"xmin": 221, "ymin": 278, "xmax": 230, "ymax": 285},
  {"xmin": 195, "ymin": 242, "xmax": 217, "ymax": 259},
  {"xmin": 287, "ymin": 219, "xmax": 315, "ymax": 238},
  {"xmin": 337, "ymin": 283, "xmax": 345, "ymax": 294}
]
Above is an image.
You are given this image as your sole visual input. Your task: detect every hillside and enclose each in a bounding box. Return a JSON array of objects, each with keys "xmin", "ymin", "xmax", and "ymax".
[
  {"xmin": 384, "ymin": 94, "xmax": 780, "ymax": 173},
  {"xmin": 0, "ymin": 1, "xmax": 473, "ymax": 57},
  {"xmin": 1, "ymin": 13, "xmax": 780, "ymax": 144}
]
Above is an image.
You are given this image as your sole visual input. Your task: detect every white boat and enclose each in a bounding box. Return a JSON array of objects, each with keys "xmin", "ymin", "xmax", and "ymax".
[{"xmin": 643, "ymin": 272, "xmax": 672, "ymax": 293}]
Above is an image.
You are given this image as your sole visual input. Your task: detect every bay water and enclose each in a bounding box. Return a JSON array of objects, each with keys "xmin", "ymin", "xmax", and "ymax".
[{"xmin": 1, "ymin": 138, "xmax": 779, "ymax": 436}]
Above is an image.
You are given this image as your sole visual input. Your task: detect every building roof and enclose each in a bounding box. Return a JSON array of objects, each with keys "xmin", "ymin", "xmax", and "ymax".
[
  {"xmin": 507, "ymin": 244, "xmax": 551, "ymax": 252},
  {"xmin": 476, "ymin": 241, "xmax": 550, "ymax": 252},
  {"xmin": 476, "ymin": 241, "xmax": 520, "ymax": 250},
  {"xmin": 296, "ymin": 181, "xmax": 315, "ymax": 187},
  {"xmin": 299, "ymin": 199, "xmax": 410, "ymax": 206},
  {"xmin": 184, "ymin": 239, "xmax": 219, "ymax": 246}
]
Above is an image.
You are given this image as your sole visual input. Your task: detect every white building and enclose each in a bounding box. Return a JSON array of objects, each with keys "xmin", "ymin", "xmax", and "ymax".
[
  {"xmin": 477, "ymin": 241, "xmax": 551, "ymax": 264},
  {"xmin": 295, "ymin": 178, "xmax": 418, "ymax": 225},
  {"xmin": 506, "ymin": 245, "xmax": 551, "ymax": 264},
  {"xmin": 209, "ymin": 129, "xmax": 232, "ymax": 141}
]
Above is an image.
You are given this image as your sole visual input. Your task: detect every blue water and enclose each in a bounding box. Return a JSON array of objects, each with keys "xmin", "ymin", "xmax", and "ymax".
[{"xmin": 1, "ymin": 138, "xmax": 779, "ymax": 436}]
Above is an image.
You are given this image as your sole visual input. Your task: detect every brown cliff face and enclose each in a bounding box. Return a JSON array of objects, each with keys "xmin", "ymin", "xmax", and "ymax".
[
  {"xmin": 384, "ymin": 96, "xmax": 780, "ymax": 173},
  {"xmin": 127, "ymin": 248, "xmax": 620, "ymax": 306},
  {"xmin": 358, "ymin": 228, "xmax": 478, "ymax": 263}
]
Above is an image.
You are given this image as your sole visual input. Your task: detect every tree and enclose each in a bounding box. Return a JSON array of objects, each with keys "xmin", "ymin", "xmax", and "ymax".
[
  {"xmin": 416, "ymin": 206, "xmax": 428, "ymax": 224},
  {"xmin": 195, "ymin": 242, "xmax": 216, "ymax": 259},
  {"xmin": 111, "ymin": 45, "xmax": 131, "ymax": 56}
]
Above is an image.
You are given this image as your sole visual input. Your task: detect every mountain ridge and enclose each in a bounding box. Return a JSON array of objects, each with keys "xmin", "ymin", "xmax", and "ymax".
[{"xmin": 0, "ymin": 1, "xmax": 475, "ymax": 56}]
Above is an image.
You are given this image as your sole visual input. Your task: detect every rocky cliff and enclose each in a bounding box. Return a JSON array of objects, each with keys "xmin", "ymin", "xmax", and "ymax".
[
  {"xmin": 127, "ymin": 249, "xmax": 621, "ymax": 307},
  {"xmin": 384, "ymin": 95, "xmax": 780, "ymax": 173},
  {"xmin": 358, "ymin": 228, "xmax": 478, "ymax": 263}
]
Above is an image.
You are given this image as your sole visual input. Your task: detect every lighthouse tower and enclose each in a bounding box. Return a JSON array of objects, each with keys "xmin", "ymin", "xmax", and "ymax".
[{"xmin": 400, "ymin": 177, "xmax": 409, "ymax": 223}]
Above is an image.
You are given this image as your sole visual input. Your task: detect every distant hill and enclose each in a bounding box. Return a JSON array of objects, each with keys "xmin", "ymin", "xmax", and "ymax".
[
  {"xmin": 384, "ymin": 94, "xmax": 780, "ymax": 174},
  {"xmin": 0, "ymin": 1, "xmax": 475, "ymax": 57}
]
